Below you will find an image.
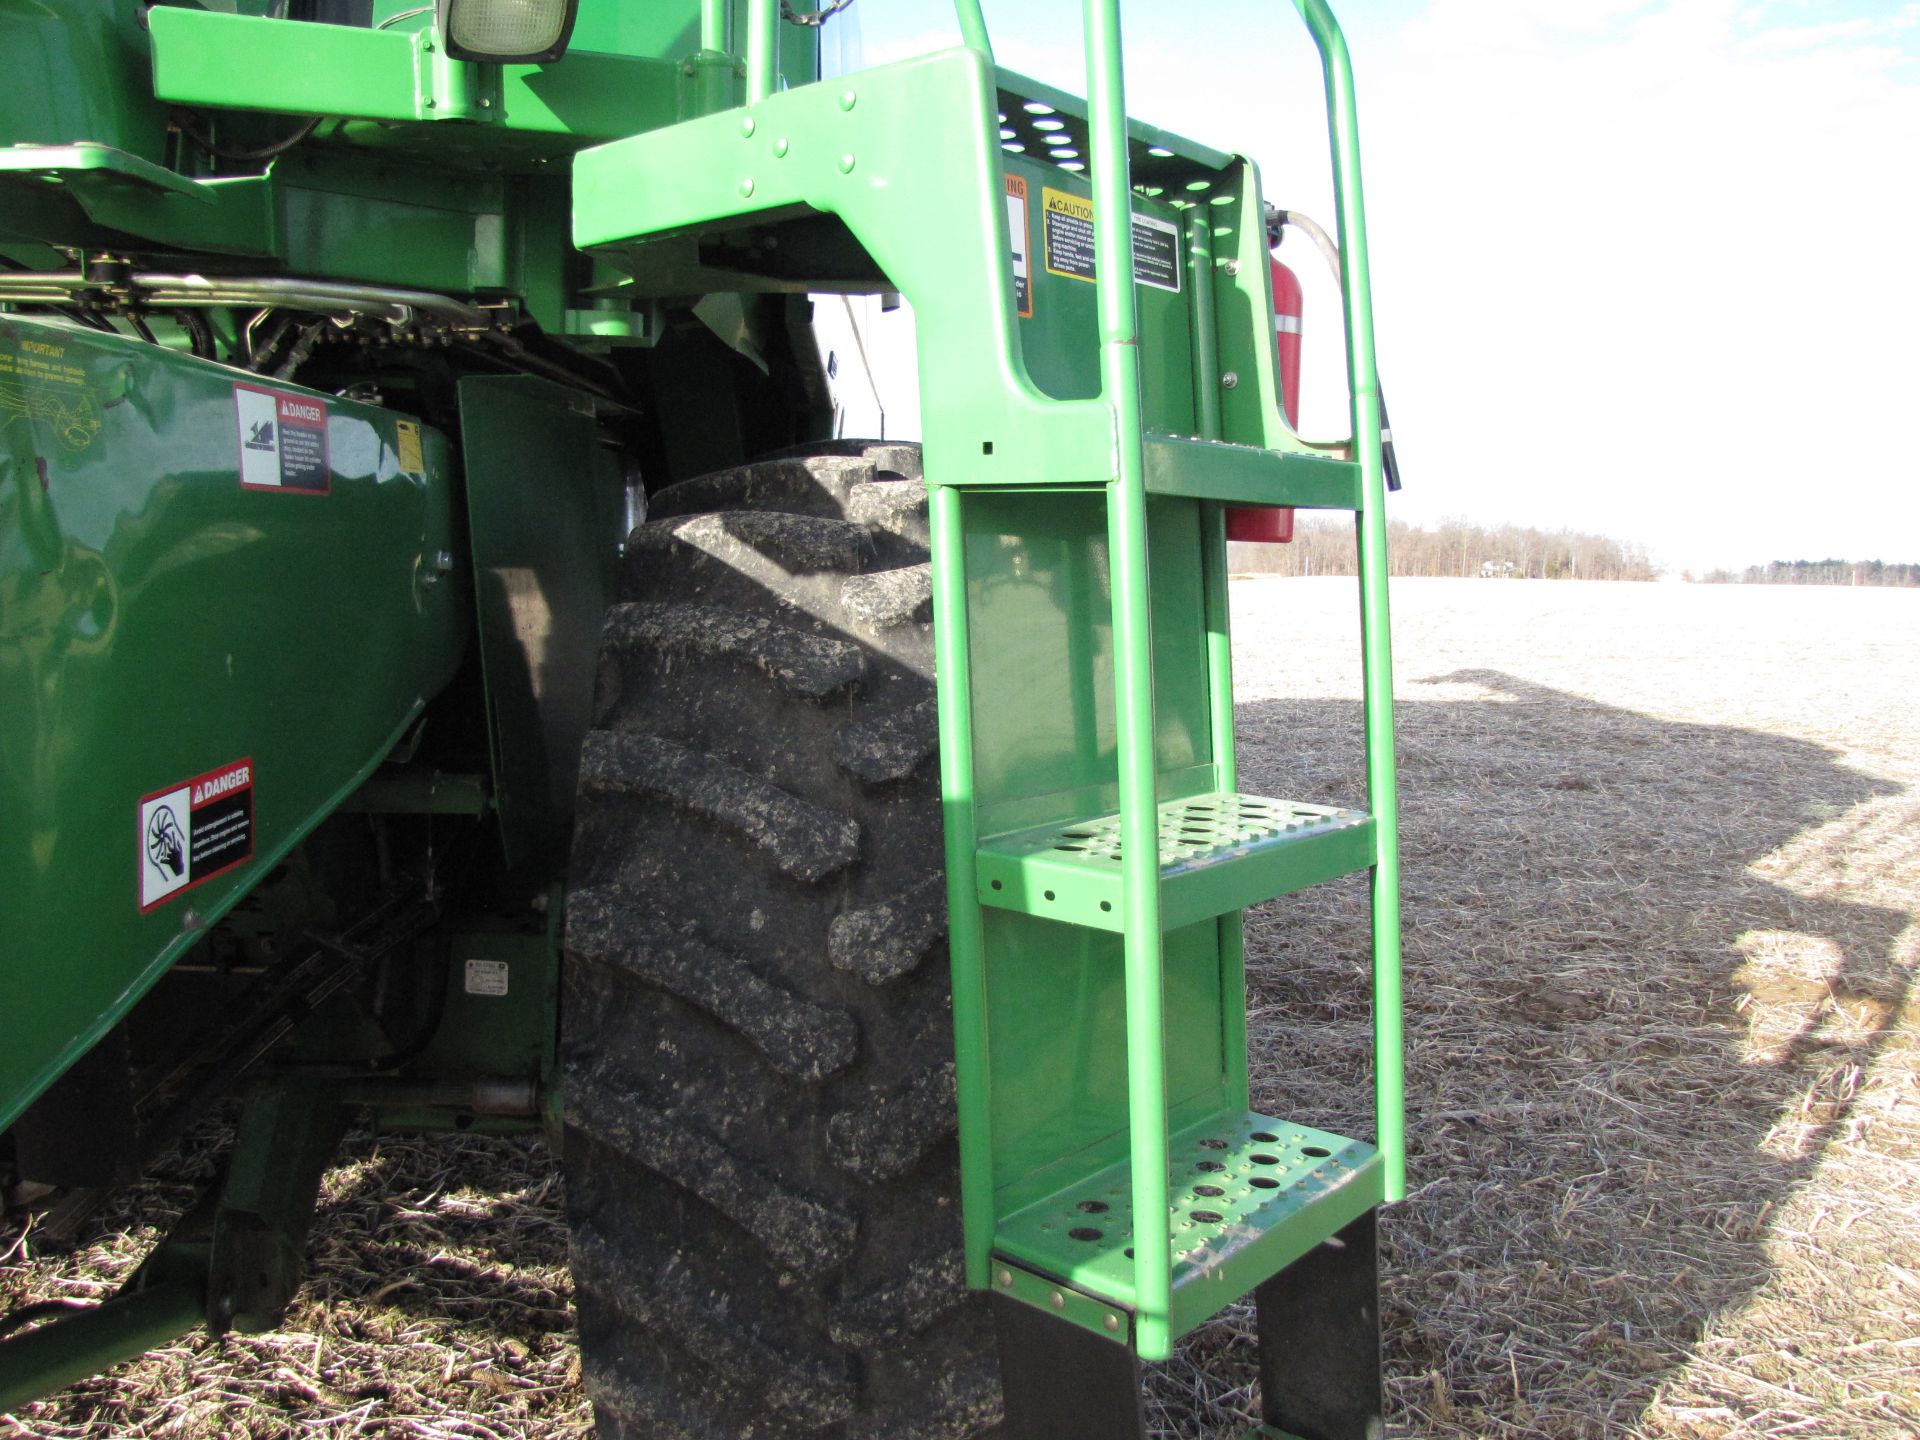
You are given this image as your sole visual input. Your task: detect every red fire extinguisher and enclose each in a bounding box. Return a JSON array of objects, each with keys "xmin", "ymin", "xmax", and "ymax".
[{"xmin": 1224, "ymin": 255, "xmax": 1302, "ymax": 543}]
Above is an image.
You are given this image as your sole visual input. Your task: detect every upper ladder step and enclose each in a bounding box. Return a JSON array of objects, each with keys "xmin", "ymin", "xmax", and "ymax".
[
  {"xmin": 1143, "ymin": 434, "xmax": 1360, "ymax": 510},
  {"xmin": 976, "ymin": 793, "xmax": 1373, "ymax": 931}
]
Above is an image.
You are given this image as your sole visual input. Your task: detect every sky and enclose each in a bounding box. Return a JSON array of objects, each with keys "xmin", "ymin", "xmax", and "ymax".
[{"xmin": 813, "ymin": 0, "xmax": 1920, "ymax": 574}]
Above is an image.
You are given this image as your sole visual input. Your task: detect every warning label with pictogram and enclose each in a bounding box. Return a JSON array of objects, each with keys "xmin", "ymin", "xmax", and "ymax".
[
  {"xmin": 138, "ymin": 759, "xmax": 255, "ymax": 912},
  {"xmin": 235, "ymin": 383, "xmax": 331, "ymax": 493}
]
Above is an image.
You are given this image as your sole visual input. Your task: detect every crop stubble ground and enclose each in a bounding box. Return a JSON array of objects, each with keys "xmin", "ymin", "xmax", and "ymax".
[{"xmin": 4, "ymin": 577, "xmax": 1917, "ymax": 1439}]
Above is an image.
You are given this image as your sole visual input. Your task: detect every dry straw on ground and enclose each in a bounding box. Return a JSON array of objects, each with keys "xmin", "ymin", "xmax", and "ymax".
[{"xmin": 5, "ymin": 577, "xmax": 1917, "ymax": 1439}]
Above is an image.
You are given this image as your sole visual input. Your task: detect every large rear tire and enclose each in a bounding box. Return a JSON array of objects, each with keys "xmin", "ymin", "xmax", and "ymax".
[{"xmin": 562, "ymin": 445, "xmax": 1001, "ymax": 1438}]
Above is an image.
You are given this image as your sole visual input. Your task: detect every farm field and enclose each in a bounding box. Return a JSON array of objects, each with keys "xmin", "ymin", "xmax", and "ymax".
[{"xmin": 5, "ymin": 576, "xmax": 1918, "ymax": 1439}]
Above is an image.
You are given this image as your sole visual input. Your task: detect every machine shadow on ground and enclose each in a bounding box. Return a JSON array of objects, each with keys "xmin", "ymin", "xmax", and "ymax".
[{"xmin": 1166, "ymin": 672, "xmax": 1914, "ymax": 1439}]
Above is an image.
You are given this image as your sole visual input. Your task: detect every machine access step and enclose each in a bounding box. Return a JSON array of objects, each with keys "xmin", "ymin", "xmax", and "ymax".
[
  {"xmin": 975, "ymin": 792, "xmax": 1373, "ymax": 931},
  {"xmin": 991, "ymin": 1112, "xmax": 1382, "ymax": 1346}
]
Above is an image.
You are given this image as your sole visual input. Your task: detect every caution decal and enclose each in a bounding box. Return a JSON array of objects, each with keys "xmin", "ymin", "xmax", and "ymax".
[
  {"xmin": 1040, "ymin": 186, "xmax": 1184, "ymax": 293},
  {"xmin": 138, "ymin": 759, "xmax": 256, "ymax": 912},
  {"xmin": 235, "ymin": 383, "xmax": 331, "ymax": 494}
]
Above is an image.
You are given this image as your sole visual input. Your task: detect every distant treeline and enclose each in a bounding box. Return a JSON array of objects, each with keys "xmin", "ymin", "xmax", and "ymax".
[
  {"xmin": 1229, "ymin": 517, "xmax": 1659, "ymax": 581},
  {"xmin": 1699, "ymin": 560, "xmax": 1920, "ymax": 588}
]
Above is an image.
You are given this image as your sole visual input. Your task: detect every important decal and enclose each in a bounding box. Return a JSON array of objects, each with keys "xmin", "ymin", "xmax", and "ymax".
[
  {"xmin": 395, "ymin": 419, "xmax": 425, "ymax": 476},
  {"xmin": 1040, "ymin": 187, "xmax": 1183, "ymax": 293},
  {"xmin": 1131, "ymin": 213, "xmax": 1182, "ymax": 292},
  {"xmin": 464, "ymin": 959, "xmax": 511, "ymax": 998},
  {"xmin": 138, "ymin": 759, "xmax": 256, "ymax": 912},
  {"xmin": 0, "ymin": 332, "xmax": 102, "ymax": 452},
  {"xmin": 1005, "ymin": 174, "xmax": 1033, "ymax": 318},
  {"xmin": 235, "ymin": 383, "xmax": 331, "ymax": 493}
]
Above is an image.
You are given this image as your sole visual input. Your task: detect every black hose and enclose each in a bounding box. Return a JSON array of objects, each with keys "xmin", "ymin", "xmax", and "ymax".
[{"xmin": 173, "ymin": 109, "xmax": 323, "ymax": 164}]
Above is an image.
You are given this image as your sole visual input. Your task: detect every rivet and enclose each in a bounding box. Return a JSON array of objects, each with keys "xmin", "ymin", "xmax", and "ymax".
[
  {"xmin": 479, "ymin": 98, "xmax": 492, "ymax": 109},
  {"xmin": 1223, "ymin": 259, "xmax": 1240, "ymax": 277},
  {"xmin": 996, "ymin": 1268, "xmax": 1013, "ymax": 1288},
  {"xmin": 1104, "ymin": 1313, "xmax": 1121, "ymax": 1332},
  {"xmin": 840, "ymin": 87, "xmax": 857, "ymax": 111},
  {"xmin": 1221, "ymin": 371, "xmax": 1239, "ymax": 389},
  {"xmin": 773, "ymin": 137, "xmax": 789, "ymax": 157},
  {"xmin": 838, "ymin": 153, "xmax": 856, "ymax": 174},
  {"xmin": 741, "ymin": 115, "xmax": 757, "ymax": 137},
  {"xmin": 740, "ymin": 177, "xmax": 756, "ymax": 197},
  {"xmin": 1049, "ymin": 1290, "xmax": 1065, "ymax": 1310}
]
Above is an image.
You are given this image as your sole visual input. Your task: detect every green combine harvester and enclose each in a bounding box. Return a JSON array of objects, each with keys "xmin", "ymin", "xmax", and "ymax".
[{"xmin": 0, "ymin": 1, "xmax": 1403, "ymax": 1434}]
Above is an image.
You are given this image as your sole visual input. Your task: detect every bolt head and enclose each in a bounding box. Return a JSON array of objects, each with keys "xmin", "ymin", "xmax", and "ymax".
[
  {"xmin": 1049, "ymin": 1290, "xmax": 1065, "ymax": 1309},
  {"xmin": 1104, "ymin": 1313, "xmax": 1121, "ymax": 1332},
  {"xmin": 1223, "ymin": 259, "xmax": 1240, "ymax": 277},
  {"xmin": 741, "ymin": 115, "xmax": 757, "ymax": 137},
  {"xmin": 1221, "ymin": 371, "xmax": 1240, "ymax": 389},
  {"xmin": 996, "ymin": 1268, "xmax": 1013, "ymax": 1288},
  {"xmin": 740, "ymin": 177, "xmax": 756, "ymax": 197},
  {"xmin": 773, "ymin": 137, "xmax": 789, "ymax": 157},
  {"xmin": 840, "ymin": 87, "xmax": 858, "ymax": 111},
  {"xmin": 838, "ymin": 153, "xmax": 856, "ymax": 174}
]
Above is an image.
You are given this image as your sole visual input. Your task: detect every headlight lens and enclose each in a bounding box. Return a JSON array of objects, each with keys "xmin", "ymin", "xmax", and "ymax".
[{"xmin": 437, "ymin": 0, "xmax": 576, "ymax": 62}]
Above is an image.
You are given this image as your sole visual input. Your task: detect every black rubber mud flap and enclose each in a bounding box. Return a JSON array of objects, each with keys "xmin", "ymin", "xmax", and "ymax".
[
  {"xmin": 991, "ymin": 1292, "xmax": 1147, "ymax": 1440},
  {"xmin": 1255, "ymin": 1208, "xmax": 1385, "ymax": 1440}
]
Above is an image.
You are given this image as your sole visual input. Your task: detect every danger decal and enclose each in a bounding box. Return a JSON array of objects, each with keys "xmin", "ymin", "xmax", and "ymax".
[
  {"xmin": 235, "ymin": 383, "xmax": 331, "ymax": 493},
  {"xmin": 138, "ymin": 759, "xmax": 256, "ymax": 912}
]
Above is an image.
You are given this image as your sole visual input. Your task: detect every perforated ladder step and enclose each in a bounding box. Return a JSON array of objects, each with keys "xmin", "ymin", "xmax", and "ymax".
[
  {"xmin": 991, "ymin": 1112, "xmax": 1382, "ymax": 1343},
  {"xmin": 975, "ymin": 793, "xmax": 1373, "ymax": 931}
]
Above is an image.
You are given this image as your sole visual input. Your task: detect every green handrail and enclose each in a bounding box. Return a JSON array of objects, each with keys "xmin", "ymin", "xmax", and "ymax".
[
  {"xmin": 1078, "ymin": 0, "xmax": 1177, "ymax": 1360},
  {"xmin": 1290, "ymin": 0, "xmax": 1405, "ymax": 1202}
]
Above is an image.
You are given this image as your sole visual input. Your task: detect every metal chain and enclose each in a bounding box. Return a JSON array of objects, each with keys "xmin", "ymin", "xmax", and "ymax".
[{"xmin": 780, "ymin": 0, "xmax": 854, "ymax": 26}]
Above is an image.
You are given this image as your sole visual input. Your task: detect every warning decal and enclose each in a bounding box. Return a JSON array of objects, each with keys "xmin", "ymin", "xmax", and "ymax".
[
  {"xmin": 235, "ymin": 384, "xmax": 331, "ymax": 494},
  {"xmin": 138, "ymin": 759, "xmax": 255, "ymax": 912},
  {"xmin": 1042, "ymin": 187, "xmax": 1097, "ymax": 283},
  {"xmin": 1006, "ymin": 174, "xmax": 1033, "ymax": 318},
  {"xmin": 1041, "ymin": 187, "xmax": 1184, "ymax": 293}
]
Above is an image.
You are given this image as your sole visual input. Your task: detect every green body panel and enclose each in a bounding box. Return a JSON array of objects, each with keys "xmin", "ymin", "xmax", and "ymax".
[
  {"xmin": 458, "ymin": 376, "xmax": 624, "ymax": 867},
  {"xmin": 0, "ymin": 316, "xmax": 465, "ymax": 1130}
]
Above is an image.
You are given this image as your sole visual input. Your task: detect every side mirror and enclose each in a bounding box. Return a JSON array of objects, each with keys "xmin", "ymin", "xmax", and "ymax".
[{"xmin": 433, "ymin": 0, "xmax": 578, "ymax": 63}]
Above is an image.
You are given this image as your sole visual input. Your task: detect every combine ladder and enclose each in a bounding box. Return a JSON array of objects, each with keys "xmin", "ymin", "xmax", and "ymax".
[{"xmin": 572, "ymin": 0, "xmax": 1402, "ymax": 1434}]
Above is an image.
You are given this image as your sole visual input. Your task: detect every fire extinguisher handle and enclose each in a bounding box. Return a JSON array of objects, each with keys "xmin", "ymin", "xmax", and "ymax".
[{"xmin": 1379, "ymin": 391, "xmax": 1402, "ymax": 493}]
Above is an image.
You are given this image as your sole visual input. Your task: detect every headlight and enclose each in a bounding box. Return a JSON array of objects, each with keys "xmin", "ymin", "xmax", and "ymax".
[{"xmin": 434, "ymin": 0, "xmax": 578, "ymax": 63}]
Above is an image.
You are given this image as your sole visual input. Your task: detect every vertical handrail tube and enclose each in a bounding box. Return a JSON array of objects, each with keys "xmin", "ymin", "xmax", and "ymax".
[
  {"xmin": 931, "ymin": 485, "xmax": 998, "ymax": 1290},
  {"xmin": 700, "ymin": 0, "xmax": 729, "ymax": 54},
  {"xmin": 1084, "ymin": 0, "xmax": 1173, "ymax": 1358},
  {"xmin": 950, "ymin": 0, "xmax": 995, "ymax": 60},
  {"xmin": 746, "ymin": 0, "xmax": 778, "ymax": 102},
  {"xmin": 1290, "ymin": 0, "xmax": 1404, "ymax": 1201}
]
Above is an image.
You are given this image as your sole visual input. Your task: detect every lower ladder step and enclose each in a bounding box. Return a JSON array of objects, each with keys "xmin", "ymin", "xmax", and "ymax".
[
  {"xmin": 976, "ymin": 793, "xmax": 1373, "ymax": 931},
  {"xmin": 992, "ymin": 1112, "xmax": 1382, "ymax": 1343}
]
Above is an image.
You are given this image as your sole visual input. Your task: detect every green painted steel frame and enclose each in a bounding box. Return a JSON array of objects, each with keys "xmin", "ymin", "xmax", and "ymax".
[{"xmin": 570, "ymin": 0, "xmax": 1400, "ymax": 1367}]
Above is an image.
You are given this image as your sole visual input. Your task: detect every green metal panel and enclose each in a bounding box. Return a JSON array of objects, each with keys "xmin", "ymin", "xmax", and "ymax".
[
  {"xmin": 457, "ymin": 376, "xmax": 624, "ymax": 868},
  {"xmin": 0, "ymin": 1, "xmax": 169, "ymax": 165},
  {"xmin": 0, "ymin": 317, "xmax": 466, "ymax": 1130}
]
